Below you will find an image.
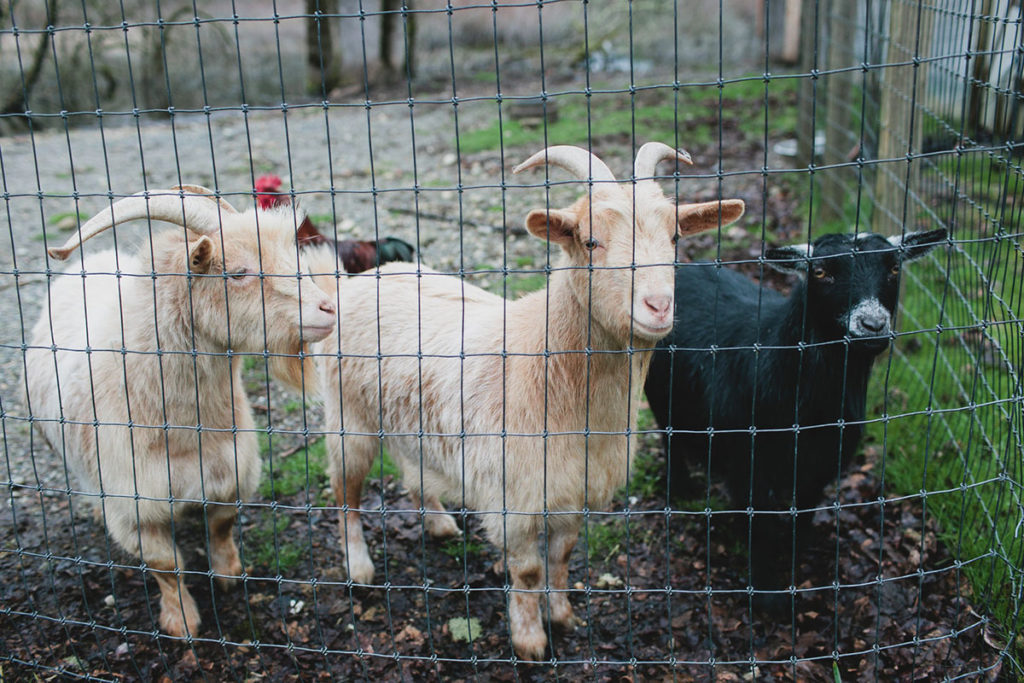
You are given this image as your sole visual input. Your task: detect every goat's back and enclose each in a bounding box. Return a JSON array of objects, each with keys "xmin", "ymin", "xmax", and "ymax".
[{"xmin": 26, "ymin": 251, "xmax": 141, "ymax": 461}]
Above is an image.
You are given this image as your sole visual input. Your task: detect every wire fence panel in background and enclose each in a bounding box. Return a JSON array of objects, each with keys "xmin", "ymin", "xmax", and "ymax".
[{"xmin": 0, "ymin": 0, "xmax": 1020, "ymax": 680}]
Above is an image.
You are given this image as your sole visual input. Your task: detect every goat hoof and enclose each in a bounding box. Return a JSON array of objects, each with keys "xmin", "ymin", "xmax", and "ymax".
[
  {"xmin": 427, "ymin": 513, "xmax": 461, "ymax": 539},
  {"xmin": 214, "ymin": 559, "xmax": 244, "ymax": 590},
  {"xmin": 552, "ymin": 612, "xmax": 581, "ymax": 632},
  {"xmin": 345, "ymin": 556, "xmax": 375, "ymax": 585},
  {"xmin": 512, "ymin": 631, "xmax": 548, "ymax": 662},
  {"xmin": 159, "ymin": 599, "xmax": 200, "ymax": 638},
  {"xmin": 544, "ymin": 596, "xmax": 577, "ymax": 629}
]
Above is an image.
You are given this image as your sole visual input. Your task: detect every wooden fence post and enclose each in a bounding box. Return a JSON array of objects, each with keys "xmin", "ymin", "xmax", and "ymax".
[
  {"xmin": 873, "ymin": 0, "xmax": 933, "ymax": 236},
  {"xmin": 820, "ymin": 0, "xmax": 859, "ymax": 224}
]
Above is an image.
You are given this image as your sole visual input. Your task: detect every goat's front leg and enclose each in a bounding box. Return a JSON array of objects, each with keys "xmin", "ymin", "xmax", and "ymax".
[
  {"xmin": 543, "ymin": 524, "xmax": 579, "ymax": 629},
  {"xmin": 207, "ymin": 502, "xmax": 243, "ymax": 590},
  {"xmin": 507, "ymin": 536, "xmax": 547, "ymax": 661},
  {"xmin": 329, "ymin": 432, "xmax": 376, "ymax": 584}
]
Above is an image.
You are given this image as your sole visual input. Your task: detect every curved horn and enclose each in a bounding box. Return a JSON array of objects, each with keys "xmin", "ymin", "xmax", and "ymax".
[
  {"xmin": 173, "ymin": 184, "xmax": 239, "ymax": 214},
  {"xmin": 633, "ymin": 142, "xmax": 692, "ymax": 181},
  {"xmin": 48, "ymin": 188, "xmax": 230, "ymax": 261},
  {"xmin": 512, "ymin": 145, "xmax": 616, "ymax": 184}
]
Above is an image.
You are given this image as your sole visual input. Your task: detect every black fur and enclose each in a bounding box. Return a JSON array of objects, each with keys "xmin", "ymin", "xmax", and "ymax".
[{"xmin": 645, "ymin": 229, "xmax": 947, "ymax": 612}]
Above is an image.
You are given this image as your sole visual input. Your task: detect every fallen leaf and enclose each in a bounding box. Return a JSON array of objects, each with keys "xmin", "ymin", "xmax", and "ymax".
[{"xmin": 448, "ymin": 617, "xmax": 482, "ymax": 643}]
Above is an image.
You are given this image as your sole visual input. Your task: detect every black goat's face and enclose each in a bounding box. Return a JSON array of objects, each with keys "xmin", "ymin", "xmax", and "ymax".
[{"xmin": 767, "ymin": 229, "xmax": 947, "ymax": 353}]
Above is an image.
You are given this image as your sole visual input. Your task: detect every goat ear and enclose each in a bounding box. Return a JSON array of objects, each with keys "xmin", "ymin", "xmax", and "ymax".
[
  {"xmin": 765, "ymin": 244, "xmax": 812, "ymax": 275},
  {"xmin": 188, "ymin": 235, "xmax": 216, "ymax": 274},
  {"xmin": 676, "ymin": 199, "xmax": 745, "ymax": 235},
  {"xmin": 524, "ymin": 208, "xmax": 578, "ymax": 246},
  {"xmin": 888, "ymin": 229, "xmax": 947, "ymax": 261}
]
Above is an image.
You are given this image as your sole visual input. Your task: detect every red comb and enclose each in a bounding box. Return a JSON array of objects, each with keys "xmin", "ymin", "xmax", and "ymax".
[{"xmin": 255, "ymin": 174, "xmax": 287, "ymax": 210}]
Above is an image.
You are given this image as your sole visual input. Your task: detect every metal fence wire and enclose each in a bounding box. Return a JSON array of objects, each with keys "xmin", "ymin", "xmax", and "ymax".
[{"xmin": 0, "ymin": 0, "xmax": 1021, "ymax": 680}]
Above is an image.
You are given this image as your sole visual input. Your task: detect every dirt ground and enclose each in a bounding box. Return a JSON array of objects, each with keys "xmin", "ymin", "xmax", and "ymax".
[{"xmin": 0, "ymin": 440, "xmax": 1005, "ymax": 681}]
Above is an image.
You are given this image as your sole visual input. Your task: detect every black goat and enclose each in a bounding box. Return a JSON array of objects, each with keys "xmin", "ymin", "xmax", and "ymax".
[{"xmin": 645, "ymin": 229, "xmax": 947, "ymax": 612}]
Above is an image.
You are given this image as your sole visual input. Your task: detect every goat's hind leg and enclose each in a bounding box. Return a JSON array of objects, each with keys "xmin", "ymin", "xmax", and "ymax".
[
  {"xmin": 504, "ymin": 527, "xmax": 548, "ymax": 661},
  {"xmin": 328, "ymin": 432, "xmax": 376, "ymax": 584},
  {"xmin": 543, "ymin": 523, "xmax": 579, "ymax": 629},
  {"xmin": 405, "ymin": 474, "xmax": 460, "ymax": 539},
  {"xmin": 207, "ymin": 502, "xmax": 243, "ymax": 590}
]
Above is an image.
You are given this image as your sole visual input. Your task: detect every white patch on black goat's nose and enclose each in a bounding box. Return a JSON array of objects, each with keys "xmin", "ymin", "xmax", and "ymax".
[{"xmin": 846, "ymin": 298, "xmax": 892, "ymax": 337}]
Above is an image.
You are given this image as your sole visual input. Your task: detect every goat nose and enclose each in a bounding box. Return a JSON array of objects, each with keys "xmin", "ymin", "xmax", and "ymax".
[
  {"xmin": 319, "ymin": 300, "xmax": 336, "ymax": 316},
  {"xmin": 643, "ymin": 295, "xmax": 672, "ymax": 318},
  {"xmin": 860, "ymin": 312, "xmax": 888, "ymax": 333}
]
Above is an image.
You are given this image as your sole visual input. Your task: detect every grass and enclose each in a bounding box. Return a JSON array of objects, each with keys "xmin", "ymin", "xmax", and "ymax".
[
  {"xmin": 440, "ymin": 536, "xmax": 487, "ymax": 560},
  {"xmin": 306, "ymin": 212, "xmax": 338, "ymax": 226},
  {"xmin": 490, "ymin": 271, "xmax": 548, "ymax": 299},
  {"xmin": 458, "ymin": 76, "xmax": 800, "ymax": 155},
  {"xmin": 459, "ymin": 98, "xmax": 704, "ymax": 155},
  {"xmin": 244, "ymin": 509, "xmax": 306, "ymax": 573},
  {"xmin": 583, "ymin": 516, "xmax": 628, "ymax": 564},
  {"xmin": 47, "ymin": 211, "xmax": 89, "ymax": 227},
  {"xmin": 258, "ymin": 433, "xmax": 400, "ymax": 500},
  {"xmin": 258, "ymin": 436, "xmax": 328, "ymax": 499}
]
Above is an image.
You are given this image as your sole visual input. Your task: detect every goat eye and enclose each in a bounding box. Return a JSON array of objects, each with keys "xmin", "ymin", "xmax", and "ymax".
[
  {"xmin": 583, "ymin": 237, "xmax": 600, "ymax": 251},
  {"xmin": 229, "ymin": 268, "xmax": 251, "ymax": 280},
  {"xmin": 671, "ymin": 233, "xmax": 680, "ymax": 245},
  {"xmin": 890, "ymin": 264, "xmax": 900, "ymax": 276},
  {"xmin": 812, "ymin": 267, "xmax": 827, "ymax": 280}
]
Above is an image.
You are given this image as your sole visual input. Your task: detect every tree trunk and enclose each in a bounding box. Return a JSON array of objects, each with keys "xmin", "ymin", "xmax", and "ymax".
[
  {"xmin": 2, "ymin": 0, "xmax": 60, "ymax": 117},
  {"xmin": 379, "ymin": 0, "xmax": 397, "ymax": 78},
  {"xmin": 307, "ymin": 0, "xmax": 341, "ymax": 95}
]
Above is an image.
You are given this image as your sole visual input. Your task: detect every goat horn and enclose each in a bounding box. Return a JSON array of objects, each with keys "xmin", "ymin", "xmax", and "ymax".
[
  {"xmin": 173, "ymin": 185, "xmax": 239, "ymax": 214},
  {"xmin": 47, "ymin": 188, "xmax": 229, "ymax": 261},
  {"xmin": 512, "ymin": 145, "xmax": 617, "ymax": 184},
  {"xmin": 633, "ymin": 142, "xmax": 692, "ymax": 182}
]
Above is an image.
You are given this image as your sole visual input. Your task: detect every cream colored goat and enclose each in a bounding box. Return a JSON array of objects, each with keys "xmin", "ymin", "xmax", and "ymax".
[
  {"xmin": 24, "ymin": 188, "xmax": 336, "ymax": 638},
  {"xmin": 298, "ymin": 144, "xmax": 745, "ymax": 660}
]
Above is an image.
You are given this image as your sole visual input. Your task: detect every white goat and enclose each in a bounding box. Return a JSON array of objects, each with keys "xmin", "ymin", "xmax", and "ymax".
[
  {"xmin": 298, "ymin": 144, "xmax": 745, "ymax": 660},
  {"xmin": 24, "ymin": 188, "xmax": 336, "ymax": 638}
]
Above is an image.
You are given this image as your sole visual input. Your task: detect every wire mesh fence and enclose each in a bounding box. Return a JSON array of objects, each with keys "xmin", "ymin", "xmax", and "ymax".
[{"xmin": 0, "ymin": 0, "xmax": 1021, "ymax": 680}]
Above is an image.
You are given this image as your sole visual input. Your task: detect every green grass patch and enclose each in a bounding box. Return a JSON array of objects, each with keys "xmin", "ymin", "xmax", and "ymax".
[
  {"xmin": 490, "ymin": 271, "xmax": 548, "ymax": 299},
  {"xmin": 259, "ymin": 438, "xmax": 328, "ymax": 499},
  {"xmin": 47, "ymin": 211, "xmax": 89, "ymax": 227},
  {"xmin": 259, "ymin": 435, "xmax": 399, "ymax": 500},
  {"xmin": 459, "ymin": 76, "xmax": 800, "ymax": 154},
  {"xmin": 244, "ymin": 509, "xmax": 305, "ymax": 573},
  {"xmin": 281, "ymin": 398, "xmax": 304, "ymax": 415},
  {"xmin": 625, "ymin": 448, "xmax": 663, "ymax": 502},
  {"xmin": 459, "ymin": 98, "xmax": 712, "ymax": 155},
  {"xmin": 440, "ymin": 536, "xmax": 487, "ymax": 559},
  {"xmin": 306, "ymin": 213, "xmax": 337, "ymax": 226},
  {"xmin": 365, "ymin": 448, "xmax": 400, "ymax": 483},
  {"xmin": 583, "ymin": 516, "xmax": 627, "ymax": 563}
]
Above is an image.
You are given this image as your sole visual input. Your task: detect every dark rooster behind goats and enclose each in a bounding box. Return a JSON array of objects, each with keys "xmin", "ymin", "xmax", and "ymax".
[{"xmin": 255, "ymin": 174, "xmax": 415, "ymax": 274}]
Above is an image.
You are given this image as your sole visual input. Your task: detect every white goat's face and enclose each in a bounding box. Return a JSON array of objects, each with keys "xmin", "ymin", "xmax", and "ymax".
[
  {"xmin": 576, "ymin": 196, "xmax": 678, "ymax": 341},
  {"xmin": 183, "ymin": 222, "xmax": 337, "ymax": 352},
  {"xmin": 525, "ymin": 190, "xmax": 745, "ymax": 343}
]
